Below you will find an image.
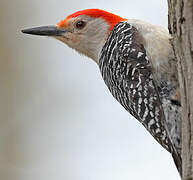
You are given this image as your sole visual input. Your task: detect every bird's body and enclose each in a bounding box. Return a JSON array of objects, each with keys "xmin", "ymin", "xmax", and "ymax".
[
  {"xmin": 22, "ymin": 9, "xmax": 182, "ymax": 175},
  {"xmin": 100, "ymin": 20, "xmax": 181, "ymax": 152},
  {"xmin": 99, "ymin": 21, "xmax": 181, "ymax": 173}
]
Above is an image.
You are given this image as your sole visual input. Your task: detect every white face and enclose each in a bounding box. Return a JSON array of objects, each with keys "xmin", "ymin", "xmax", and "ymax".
[{"xmin": 55, "ymin": 15, "xmax": 110, "ymax": 63}]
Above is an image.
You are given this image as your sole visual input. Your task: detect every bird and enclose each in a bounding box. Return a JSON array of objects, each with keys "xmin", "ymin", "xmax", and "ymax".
[{"xmin": 22, "ymin": 9, "xmax": 182, "ymax": 175}]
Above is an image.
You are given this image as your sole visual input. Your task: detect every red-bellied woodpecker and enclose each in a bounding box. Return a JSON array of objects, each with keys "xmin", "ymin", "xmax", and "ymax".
[{"xmin": 22, "ymin": 9, "xmax": 182, "ymax": 175}]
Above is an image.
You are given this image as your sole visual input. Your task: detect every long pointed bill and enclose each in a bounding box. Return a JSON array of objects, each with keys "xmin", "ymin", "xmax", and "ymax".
[{"xmin": 21, "ymin": 26, "xmax": 67, "ymax": 36}]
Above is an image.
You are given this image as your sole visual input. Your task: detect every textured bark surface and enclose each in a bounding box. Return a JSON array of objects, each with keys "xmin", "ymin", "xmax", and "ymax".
[{"xmin": 168, "ymin": 0, "xmax": 193, "ymax": 179}]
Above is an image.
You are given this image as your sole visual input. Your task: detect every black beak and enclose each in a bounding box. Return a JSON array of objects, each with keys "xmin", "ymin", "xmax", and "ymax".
[{"xmin": 21, "ymin": 26, "xmax": 67, "ymax": 36}]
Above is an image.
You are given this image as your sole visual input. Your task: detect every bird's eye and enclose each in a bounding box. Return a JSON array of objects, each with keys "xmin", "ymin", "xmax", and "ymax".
[{"xmin": 75, "ymin": 21, "xmax": 86, "ymax": 29}]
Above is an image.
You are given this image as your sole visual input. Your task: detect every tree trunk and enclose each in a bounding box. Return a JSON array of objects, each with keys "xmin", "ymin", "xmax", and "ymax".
[{"xmin": 167, "ymin": 0, "xmax": 193, "ymax": 179}]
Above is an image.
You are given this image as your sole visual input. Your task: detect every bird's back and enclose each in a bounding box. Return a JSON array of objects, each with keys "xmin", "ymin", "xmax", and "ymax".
[
  {"xmin": 126, "ymin": 19, "xmax": 181, "ymax": 155},
  {"xmin": 99, "ymin": 21, "xmax": 181, "ymax": 174}
]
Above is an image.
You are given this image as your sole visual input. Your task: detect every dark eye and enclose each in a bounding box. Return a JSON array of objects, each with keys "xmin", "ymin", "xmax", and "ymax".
[{"xmin": 75, "ymin": 21, "xmax": 86, "ymax": 29}]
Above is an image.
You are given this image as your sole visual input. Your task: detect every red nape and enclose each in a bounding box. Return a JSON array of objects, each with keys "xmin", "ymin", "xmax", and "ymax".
[{"xmin": 58, "ymin": 9, "xmax": 127, "ymax": 31}]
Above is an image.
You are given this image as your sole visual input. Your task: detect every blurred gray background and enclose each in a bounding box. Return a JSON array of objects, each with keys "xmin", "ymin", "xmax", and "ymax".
[{"xmin": 0, "ymin": 0, "xmax": 180, "ymax": 180}]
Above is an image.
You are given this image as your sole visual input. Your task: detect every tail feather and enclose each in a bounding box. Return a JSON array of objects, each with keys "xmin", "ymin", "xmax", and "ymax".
[{"xmin": 172, "ymin": 148, "xmax": 182, "ymax": 177}]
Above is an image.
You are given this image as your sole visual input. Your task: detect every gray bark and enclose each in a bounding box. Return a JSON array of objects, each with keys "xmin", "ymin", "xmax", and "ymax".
[{"xmin": 168, "ymin": 0, "xmax": 193, "ymax": 179}]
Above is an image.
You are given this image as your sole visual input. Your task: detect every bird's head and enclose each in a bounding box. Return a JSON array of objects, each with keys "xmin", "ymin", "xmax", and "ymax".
[{"xmin": 22, "ymin": 9, "xmax": 126, "ymax": 63}]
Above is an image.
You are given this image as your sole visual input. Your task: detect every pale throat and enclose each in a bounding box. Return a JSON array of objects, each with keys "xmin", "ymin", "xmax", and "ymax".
[{"xmin": 78, "ymin": 20, "xmax": 111, "ymax": 64}]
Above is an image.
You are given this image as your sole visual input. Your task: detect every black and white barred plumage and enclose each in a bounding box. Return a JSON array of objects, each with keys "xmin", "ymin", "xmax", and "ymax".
[
  {"xmin": 99, "ymin": 22, "xmax": 181, "ymax": 174},
  {"xmin": 22, "ymin": 9, "xmax": 182, "ymax": 175}
]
